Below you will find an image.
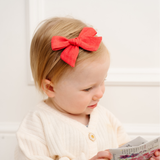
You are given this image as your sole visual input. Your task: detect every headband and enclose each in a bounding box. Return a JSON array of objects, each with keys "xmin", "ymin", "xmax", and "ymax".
[{"xmin": 51, "ymin": 27, "xmax": 102, "ymax": 67}]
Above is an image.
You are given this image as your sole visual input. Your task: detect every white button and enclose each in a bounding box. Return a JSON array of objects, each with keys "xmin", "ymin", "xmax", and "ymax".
[{"xmin": 88, "ymin": 133, "xmax": 96, "ymax": 142}]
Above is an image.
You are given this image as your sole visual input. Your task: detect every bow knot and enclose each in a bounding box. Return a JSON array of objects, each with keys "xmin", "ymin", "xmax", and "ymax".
[
  {"xmin": 68, "ymin": 38, "xmax": 80, "ymax": 46},
  {"xmin": 51, "ymin": 27, "xmax": 102, "ymax": 67}
]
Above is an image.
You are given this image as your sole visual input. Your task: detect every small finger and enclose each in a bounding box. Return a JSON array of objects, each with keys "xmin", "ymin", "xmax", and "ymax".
[
  {"xmin": 150, "ymin": 156, "xmax": 160, "ymax": 160},
  {"xmin": 97, "ymin": 151, "xmax": 112, "ymax": 159},
  {"xmin": 104, "ymin": 150, "xmax": 113, "ymax": 159},
  {"xmin": 155, "ymin": 151, "xmax": 160, "ymax": 157}
]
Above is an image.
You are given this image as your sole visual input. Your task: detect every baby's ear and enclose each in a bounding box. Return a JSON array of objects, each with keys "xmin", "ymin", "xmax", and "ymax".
[{"xmin": 41, "ymin": 79, "xmax": 55, "ymax": 98}]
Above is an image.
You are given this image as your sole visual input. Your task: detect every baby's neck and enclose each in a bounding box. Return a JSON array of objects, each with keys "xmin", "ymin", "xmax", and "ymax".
[{"xmin": 66, "ymin": 113, "xmax": 90, "ymax": 126}]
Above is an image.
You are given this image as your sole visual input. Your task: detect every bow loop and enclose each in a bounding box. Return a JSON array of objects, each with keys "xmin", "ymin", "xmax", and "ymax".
[
  {"xmin": 79, "ymin": 27, "xmax": 97, "ymax": 37},
  {"xmin": 51, "ymin": 27, "xmax": 102, "ymax": 67}
]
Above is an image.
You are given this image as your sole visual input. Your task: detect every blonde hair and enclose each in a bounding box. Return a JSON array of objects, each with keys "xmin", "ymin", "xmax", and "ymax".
[{"xmin": 30, "ymin": 17, "xmax": 108, "ymax": 93}]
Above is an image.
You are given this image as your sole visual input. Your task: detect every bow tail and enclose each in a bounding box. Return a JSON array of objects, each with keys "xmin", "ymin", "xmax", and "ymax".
[{"xmin": 60, "ymin": 45, "xmax": 79, "ymax": 67}]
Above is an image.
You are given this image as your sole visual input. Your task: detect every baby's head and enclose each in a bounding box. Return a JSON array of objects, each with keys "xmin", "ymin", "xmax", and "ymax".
[{"xmin": 30, "ymin": 17, "xmax": 110, "ymax": 97}]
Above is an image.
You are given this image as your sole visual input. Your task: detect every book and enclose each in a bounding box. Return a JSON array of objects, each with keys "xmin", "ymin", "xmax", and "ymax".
[{"xmin": 109, "ymin": 136, "xmax": 160, "ymax": 160}]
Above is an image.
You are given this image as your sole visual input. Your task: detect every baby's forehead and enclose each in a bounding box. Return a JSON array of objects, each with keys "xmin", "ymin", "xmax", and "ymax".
[
  {"xmin": 61, "ymin": 45, "xmax": 109, "ymax": 80},
  {"xmin": 64, "ymin": 58, "xmax": 109, "ymax": 83}
]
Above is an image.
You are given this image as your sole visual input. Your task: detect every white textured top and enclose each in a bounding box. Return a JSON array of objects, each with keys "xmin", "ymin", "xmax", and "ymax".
[{"xmin": 15, "ymin": 101, "xmax": 130, "ymax": 160}]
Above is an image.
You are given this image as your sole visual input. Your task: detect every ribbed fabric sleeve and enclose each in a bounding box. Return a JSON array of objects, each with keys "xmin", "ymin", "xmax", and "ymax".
[{"xmin": 15, "ymin": 101, "xmax": 130, "ymax": 160}]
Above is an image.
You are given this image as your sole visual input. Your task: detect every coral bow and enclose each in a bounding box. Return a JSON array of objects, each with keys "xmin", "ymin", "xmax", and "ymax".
[{"xmin": 51, "ymin": 27, "xmax": 102, "ymax": 67}]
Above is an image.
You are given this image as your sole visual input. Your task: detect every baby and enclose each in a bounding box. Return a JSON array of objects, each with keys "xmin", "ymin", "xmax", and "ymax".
[{"xmin": 15, "ymin": 17, "xmax": 160, "ymax": 160}]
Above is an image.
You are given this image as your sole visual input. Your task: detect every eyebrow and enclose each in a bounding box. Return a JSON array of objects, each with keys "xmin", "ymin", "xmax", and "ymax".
[{"xmin": 84, "ymin": 83, "xmax": 96, "ymax": 89}]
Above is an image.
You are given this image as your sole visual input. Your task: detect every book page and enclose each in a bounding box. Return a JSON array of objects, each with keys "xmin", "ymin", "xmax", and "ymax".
[{"xmin": 109, "ymin": 137, "xmax": 160, "ymax": 160}]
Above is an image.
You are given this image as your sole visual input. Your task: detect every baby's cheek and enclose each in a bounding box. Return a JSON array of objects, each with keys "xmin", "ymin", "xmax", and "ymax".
[{"xmin": 75, "ymin": 99, "xmax": 88, "ymax": 109}]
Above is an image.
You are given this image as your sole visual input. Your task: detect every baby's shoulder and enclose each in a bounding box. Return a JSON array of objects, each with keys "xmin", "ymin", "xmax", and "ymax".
[
  {"xmin": 25, "ymin": 100, "xmax": 53, "ymax": 116},
  {"xmin": 19, "ymin": 101, "xmax": 59, "ymax": 127}
]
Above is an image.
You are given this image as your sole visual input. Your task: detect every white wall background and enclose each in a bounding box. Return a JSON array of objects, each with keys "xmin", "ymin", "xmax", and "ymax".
[{"xmin": 0, "ymin": 0, "xmax": 159, "ymax": 160}]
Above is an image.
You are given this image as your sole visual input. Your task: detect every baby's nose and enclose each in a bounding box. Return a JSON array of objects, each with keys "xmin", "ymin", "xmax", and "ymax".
[{"xmin": 92, "ymin": 87, "xmax": 104, "ymax": 101}]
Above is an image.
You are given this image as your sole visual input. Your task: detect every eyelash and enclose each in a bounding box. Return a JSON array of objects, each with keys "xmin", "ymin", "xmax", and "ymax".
[
  {"xmin": 84, "ymin": 79, "xmax": 106, "ymax": 92},
  {"xmin": 84, "ymin": 87, "xmax": 92, "ymax": 92}
]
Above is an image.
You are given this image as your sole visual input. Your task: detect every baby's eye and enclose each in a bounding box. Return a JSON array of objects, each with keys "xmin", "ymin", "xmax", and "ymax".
[{"xmin": 84, "ymin": 87, "xmax": 92, "ymax": 92}]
